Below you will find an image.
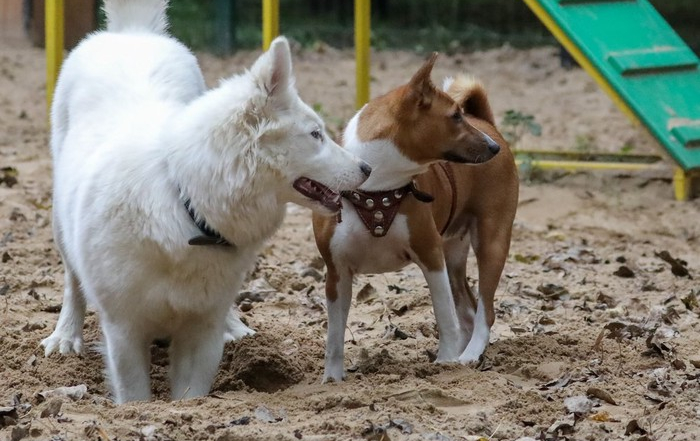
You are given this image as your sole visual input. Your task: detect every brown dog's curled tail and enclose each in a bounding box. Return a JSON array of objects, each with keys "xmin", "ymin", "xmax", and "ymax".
[{"xmin": 442, "ymin": 75, "xmax": 495, "ymax": 126}]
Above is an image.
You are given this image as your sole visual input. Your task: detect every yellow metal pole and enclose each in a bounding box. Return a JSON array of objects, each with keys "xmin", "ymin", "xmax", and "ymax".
[
  {"xmin": 355, "ymin": 0, "xmax": 370, "ymax": 109},
  {"xmin": 673, "ymin": 168, "xmax": 690, "ymax": 201},
  {"xmin": 516, "ymin": 159, "xmax": 661, "ymax": 173},
  {"xmin": 262, "ymin": 0, "xmax": 279, "ymax": 50},
  {"xmin": 45, "ymin": 0, "xmax": 64, "ymax": 114}
]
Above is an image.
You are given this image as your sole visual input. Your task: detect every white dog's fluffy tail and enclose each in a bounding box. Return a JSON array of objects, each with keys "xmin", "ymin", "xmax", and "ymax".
[
  {"xmin": 443, "ymin": 75, "xmax": 495, "ymax": 126},
  {"xmin": 104, "ymin": 0, "xmax": 169, "ymax": 34}
]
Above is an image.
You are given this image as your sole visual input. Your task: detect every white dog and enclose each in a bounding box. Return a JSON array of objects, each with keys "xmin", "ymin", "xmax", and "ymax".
[{"xmin": 41, "ymin": 0, "xmax": 370, "ymax": 403}]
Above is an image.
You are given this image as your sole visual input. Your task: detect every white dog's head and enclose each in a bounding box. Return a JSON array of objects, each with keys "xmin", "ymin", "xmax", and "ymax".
[{"xmin": 246, "ymin": 37, "xmax": 371, "ymax": 215}]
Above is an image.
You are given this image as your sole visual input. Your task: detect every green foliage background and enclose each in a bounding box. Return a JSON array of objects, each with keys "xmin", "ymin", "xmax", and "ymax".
[{"xmin": 154, "ymin": 0, "xmax": 700, "ymax": 54}]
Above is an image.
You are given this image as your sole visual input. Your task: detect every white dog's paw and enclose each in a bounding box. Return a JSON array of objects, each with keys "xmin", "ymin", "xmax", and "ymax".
[
  {"xmin": 223, "ymin": 307, "xmax": 256, "ymax": 342},
  {"xmin": 321, "ymin": 369, "xmax": 345, "ymax": 384},
  {"xmin": 223, "ymin": 320, "xmax": 256, "ymax": 343},
  {"xmin": 223, "ymin": 326, "xmax": 256, "ymax": 343},
  {"xmin": 41, "ymin": 332, "xmax": 83, "ymax": 356},
  {"xmin": 434, "ymin": 354, "xmax": 459, "ymax": 364}
]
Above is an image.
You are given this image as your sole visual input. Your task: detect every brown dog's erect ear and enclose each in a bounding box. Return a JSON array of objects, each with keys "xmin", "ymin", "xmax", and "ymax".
[{"xmin": 408, "ymin": 52, "xmax": 438, "ymax": 108}]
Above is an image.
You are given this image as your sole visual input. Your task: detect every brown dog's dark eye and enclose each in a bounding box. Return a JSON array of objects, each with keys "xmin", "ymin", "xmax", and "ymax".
[
  {"xmin": 311, "ymin": 129, "xmax": 323, "ymax": 141},
  {"xmin": 451, "ymin": 110, "xmax": 462, "ymax": 122}
]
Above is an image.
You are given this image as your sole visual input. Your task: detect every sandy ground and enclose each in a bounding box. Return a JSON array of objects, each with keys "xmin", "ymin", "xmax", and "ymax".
[{"xmin": 1, "ymin": 36, "xmax": 699, "ymax": 441}]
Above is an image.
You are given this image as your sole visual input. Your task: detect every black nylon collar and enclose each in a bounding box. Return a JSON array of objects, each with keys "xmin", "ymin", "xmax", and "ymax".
[{"xmin": 182, "ymin": 195, "xmax": 234, "ymax": 247}]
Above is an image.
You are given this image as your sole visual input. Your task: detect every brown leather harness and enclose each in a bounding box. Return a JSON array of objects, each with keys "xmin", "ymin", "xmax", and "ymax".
[
  {"xmin": 437, "ymin": 162, "xmax": 457, "ymax": 236},
  {"xmin": 339, "ymin": 162, "xmax": 457, "ymax": 237}
]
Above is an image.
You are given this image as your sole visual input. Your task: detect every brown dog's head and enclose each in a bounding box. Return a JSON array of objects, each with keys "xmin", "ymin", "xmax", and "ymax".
[{"xmin": 387, "ymin": 53, "xmax": 500, "ymax": 165}]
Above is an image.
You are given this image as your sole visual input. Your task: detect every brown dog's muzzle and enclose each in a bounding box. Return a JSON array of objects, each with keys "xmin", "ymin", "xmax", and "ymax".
[{"xmin": 443, "ymin": 131, "xmax": 500, "ymax": 164}]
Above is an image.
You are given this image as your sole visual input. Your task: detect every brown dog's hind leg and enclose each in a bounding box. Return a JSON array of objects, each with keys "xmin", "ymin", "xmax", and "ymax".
[
  {"xmin": 458, "ymin": 218, "xmax": 512, "ymax": 364},
  {"xmin": 443, "ymin": 236, "xmax": 477, "ymax": 351}
]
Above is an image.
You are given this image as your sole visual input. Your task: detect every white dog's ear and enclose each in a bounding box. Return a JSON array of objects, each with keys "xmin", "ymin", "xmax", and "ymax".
[{"xmin": 251, "ymin": 36, "xmax": 294, "ymax": 101}]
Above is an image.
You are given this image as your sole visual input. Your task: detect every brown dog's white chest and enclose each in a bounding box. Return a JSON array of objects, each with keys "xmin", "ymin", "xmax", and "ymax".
[{"xmin": 329, "ymin": 207, "xmax": 414, "ymax": 274}]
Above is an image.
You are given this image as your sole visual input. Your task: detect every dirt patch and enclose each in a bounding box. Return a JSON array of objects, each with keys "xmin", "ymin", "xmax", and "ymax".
[{"xmin": 215, "ymin": 333, "xmax": 306, "ymax": 393}]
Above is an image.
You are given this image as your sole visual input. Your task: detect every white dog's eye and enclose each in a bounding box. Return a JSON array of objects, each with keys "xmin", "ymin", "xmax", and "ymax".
[{"xmin": 311, "ymin": 129, "xmax": 323, "ymax": 141}]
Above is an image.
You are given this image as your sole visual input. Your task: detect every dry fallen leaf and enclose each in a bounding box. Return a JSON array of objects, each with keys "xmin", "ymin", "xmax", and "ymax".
[
  {"xmin": 254, "ymin": 405, "xmax": 285, "ymax": 423},
  {"xmin": 515, "ymin": 253, "xmax": 539, "ymax": 264},
  {"xmin": 384, "ymin": 324, "xmax": 410, "ymax": 340},
  {"xmin": 538, "ymin": 316, "xmax": 556, "ymax": 325},
  {"xmin": 625, "ymin": 419, "xmax": 647, "ymax": 436},
  {"xmin": 0, "ymin": 166, "xmax": 18, "ymax": 188},
  {"xmin": 671, "ymin": 359, "xmax": 686, "ymax": 370},
  {"xmin": 589, "ymin": 411, "xmax": 612, "ymax": 422},
  {"xmin": 39, "ymin": 398, "xmax": 63, "ymax": 418},
  {"xmin": 613, "ymin": 265, "xmax": 635, "ymax": 278},
  {"xmin": 604, "ymin": 321, "xmax": 646, "ymax": 341},
  {"xmin": 680, "ymin": 291, "xmax": 698, "ymax": 311},
  {"xmin": 547, "ymin": 414, "xmax": 576, "ymax": 436},
  {"xmin": 655, "ymin": 250, "xmax": 690, "ymax": 278},
  {"xmin": 84, "ymin": 422, "xmax": 111, "ymax": 440},
  {"xmin": 362, "ymin": 421, "xmax": 392, "ymax": 441},
  {"xmin": 386, "ymin": 284, "xmax": 405, "ymax": 294},
  {"xmin": 36, "ymin": 385, "xmax": 88, "ymax": 402},
  {"xmin": 596, "ymin": 292, "xmax": 618, "ymax": 308},
  {"xmin": 643, "ymin": 332, "xmax": 673, "ymax": 359},
  {"xmin": 357, "ymin": 283, "xmax": 378, "ymax": 304},
  {"xmin": 536, "ymin": 283, "xmax": 569, "ymax": 300},
  {"xmin": 539, "ymin": 372, "xmax": 572, "ymax": 390},
  {"xmin": 586, "ymin": 387, "xmax": 617, "ymax": 405}
]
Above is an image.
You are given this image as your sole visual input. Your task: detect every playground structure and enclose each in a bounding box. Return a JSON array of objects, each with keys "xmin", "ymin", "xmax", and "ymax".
[
  {"xmin": 44, "ymin": 0, "xmax": 699, "ymax": 199},
  {"xmin": 523, "ymin": 0, "xmax": 700, "ymax": 200}
]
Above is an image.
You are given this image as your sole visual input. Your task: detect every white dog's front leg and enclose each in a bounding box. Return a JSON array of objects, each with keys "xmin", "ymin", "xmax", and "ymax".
[
  {"xmin": 323, "ymin": 269, "xmax": 353, "ymax": 383},
  {"xmin": 222, "ymin": 307, "xmax": 255, "ymax": 342},
  {"xmin": 102, "ymin": 321, "xmax": 151, "ymax": 403},
  {"xmin": 41, "ymin": 269, "xmax": 86, "ymax": 356},
  {"xmin": 169, "ymin": 319, "xmax": 225, "ymax": 400},
  {"xmin": 421, "ymin": 268, "xmax": 465, "ymax": 362}
]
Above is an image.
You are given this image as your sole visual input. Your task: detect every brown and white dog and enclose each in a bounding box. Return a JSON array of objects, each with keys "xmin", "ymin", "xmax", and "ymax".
[{"xmin": 312, "ymin": 54, "xmax": 519, "ymax": 382}]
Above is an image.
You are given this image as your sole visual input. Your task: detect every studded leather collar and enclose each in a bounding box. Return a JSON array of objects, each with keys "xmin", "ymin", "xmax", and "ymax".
[{"xmin": 340, "ymin": 181, "xmax": 434, "ymax": 237}]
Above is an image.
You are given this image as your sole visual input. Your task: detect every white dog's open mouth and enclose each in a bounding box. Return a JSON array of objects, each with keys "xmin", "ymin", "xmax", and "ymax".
[{"xmin": 293, "ymin": 177, "xmax": 341, "ymax": 212}]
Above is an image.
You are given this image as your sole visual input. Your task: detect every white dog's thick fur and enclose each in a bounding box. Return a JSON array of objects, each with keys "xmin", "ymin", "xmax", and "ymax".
[{"xmin": 42, "ymin": 0, "xmax": 369, "ymax": 403}]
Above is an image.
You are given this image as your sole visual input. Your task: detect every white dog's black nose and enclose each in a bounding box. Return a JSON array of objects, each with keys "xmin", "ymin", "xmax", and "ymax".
[{"xmin": 360, "ymin": 162, "xmax": 372, "ymax": 177}]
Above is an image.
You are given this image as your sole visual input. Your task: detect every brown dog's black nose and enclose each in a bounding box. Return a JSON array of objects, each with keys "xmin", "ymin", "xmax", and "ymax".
[
  {"xmin": 485, "ymin": 134, "xmax": 500, "ymax": 155},
  {"xmin": 360, "ymin": 162, "xmax": 372, "ymax": 177}
]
